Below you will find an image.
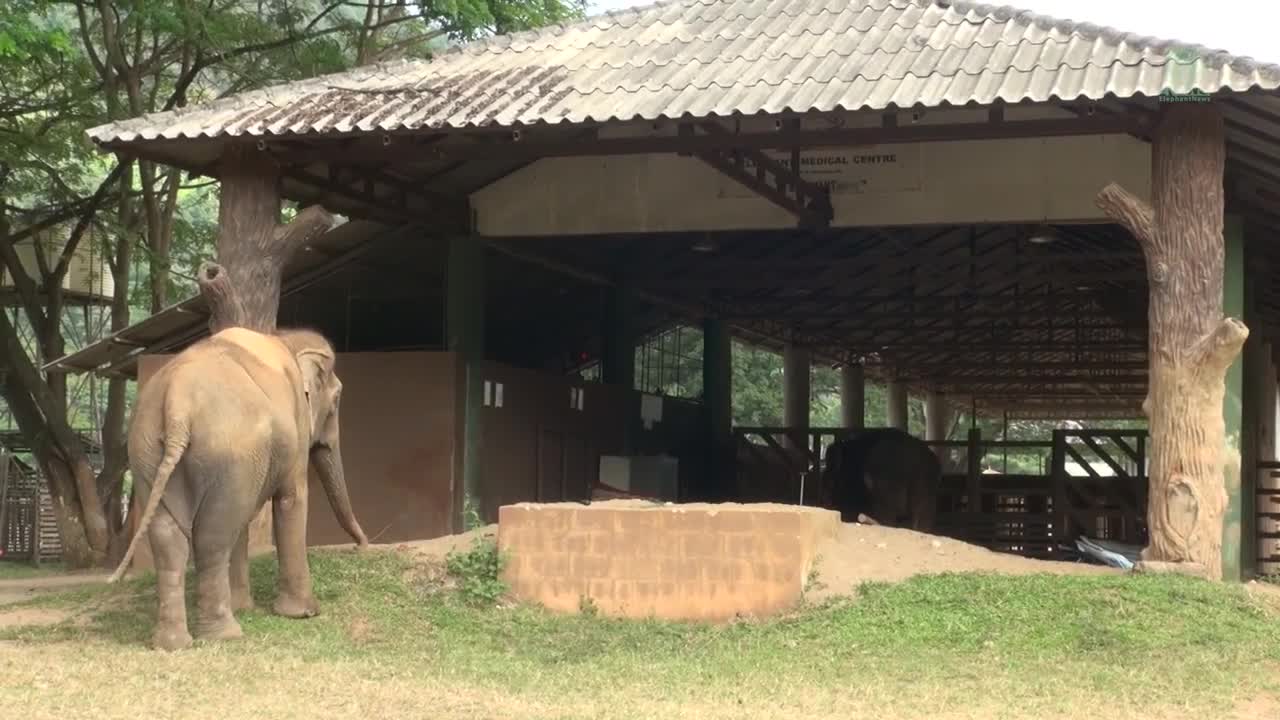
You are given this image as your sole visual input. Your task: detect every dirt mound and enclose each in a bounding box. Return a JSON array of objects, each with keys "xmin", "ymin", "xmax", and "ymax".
[
  {"xmin": 386, "ymin": 524, "xmax": 498, "ymax": 563},
  {"xmin": 804, "ymin": 522, "xmax": 1118, "ymax": 602},
  {"xmin": 366, "ymin": 514, "xmax": 1116, "ymax": 604}
]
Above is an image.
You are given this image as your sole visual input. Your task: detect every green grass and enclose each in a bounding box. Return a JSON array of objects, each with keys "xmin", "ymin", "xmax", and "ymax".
[
  {"xmin": 0, "ymin": 560, "xmax": 65, "ymax": 579},
  {"xmin": 1, "ymin": 545, "xmax": 1278, "ymax": 720}
]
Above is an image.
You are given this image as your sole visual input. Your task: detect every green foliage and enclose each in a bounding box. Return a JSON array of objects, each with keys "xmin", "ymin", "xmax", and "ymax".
[
  {"xmin": 462, "ymin": 493, "xmax": 485, "ymax": 531},
  {"xmin": 444, "ymin": 535, "xmax": 509, "ymax": 606}
]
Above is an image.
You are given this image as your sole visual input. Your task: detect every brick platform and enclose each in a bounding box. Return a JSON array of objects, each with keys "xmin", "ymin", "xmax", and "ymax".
[{"xmin": 497, "ymin": 500, "xmax": 841, "ymax": 621}]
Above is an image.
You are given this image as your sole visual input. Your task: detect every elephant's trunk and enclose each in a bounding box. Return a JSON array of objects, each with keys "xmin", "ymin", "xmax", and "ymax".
[{"xmin": 312, "ymin": 445, "xmax": 368, "ymax": 548}]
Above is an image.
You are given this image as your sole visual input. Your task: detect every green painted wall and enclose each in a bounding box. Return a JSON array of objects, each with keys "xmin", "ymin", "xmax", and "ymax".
[
  {"xmin": 702, "ymin": 318, "xmax": 732, "ymax": 499},
  {"xmin": 602, "ymin": 285, "xmax": 637, "ymax": 454},
  {"xmin": 447, "ymin": 236, "xmax": 485, "ymax": 529},
  {"xmin": 1222, "ymin": 214, "xmax": 1245, "ymax": 581}
]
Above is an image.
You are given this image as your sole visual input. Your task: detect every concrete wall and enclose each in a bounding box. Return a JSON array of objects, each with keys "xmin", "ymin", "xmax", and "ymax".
[
  {"xmin": 471, "ymin": 107, "xmax": 1152, "ymax": 236},
  {"xmin": 127, "ymin": 349, "xmax": 459, "ymax": 572},
  {"xmin": 307, "ymin": 351, "xmax": 458, "ymax": 546},
  {"xmin": 498, "ymin": 501, "xmax": 840, "ymax": 621},
  {"xmin": 476, "ymin": 363, "xmax": 712, "ymax": 517},
  {"xmin": 477, "ymin": 362, "xmax": 625, "ymax": 519}
]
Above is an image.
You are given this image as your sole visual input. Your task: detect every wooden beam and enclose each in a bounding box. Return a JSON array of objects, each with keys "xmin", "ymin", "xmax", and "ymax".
[
  {"xmin": 695, "ymin": 134, "xmax": 833, "ymax": 228},
  {"xmin": 262, "ymin": 114, "xmax": 1149, "ymax": 166}
]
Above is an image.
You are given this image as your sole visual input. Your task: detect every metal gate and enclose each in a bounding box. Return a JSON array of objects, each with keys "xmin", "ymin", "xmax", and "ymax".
[
  {"xmin": 1050, "ymin": 429, "xmax": 1148, "ymax": 546},
  {"xmin": 0, "ymin": 452, "xmax": 60, "ymax": 564}
]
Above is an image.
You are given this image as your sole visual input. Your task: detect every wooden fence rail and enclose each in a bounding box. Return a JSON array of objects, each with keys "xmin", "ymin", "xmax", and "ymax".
[{"xmin": 733, "ymin": 426, "xmax": 1148, "ymax": 560}]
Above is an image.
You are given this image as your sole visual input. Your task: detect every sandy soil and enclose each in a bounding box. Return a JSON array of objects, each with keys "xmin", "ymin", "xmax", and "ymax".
[
  {"xmin": 806, "ymin": 521, "xmax": 1117, "ymax": 601},
  {"xmin": 385, "ymin": 524, "xmax": 498, "ymax": 563},
  {"xmin": 0, "ymin": 572, "xmax": 109, "ymax": 608},
  {"xmin": 0, "ymin": 572, "xmax": 110, "ymax": 628}
]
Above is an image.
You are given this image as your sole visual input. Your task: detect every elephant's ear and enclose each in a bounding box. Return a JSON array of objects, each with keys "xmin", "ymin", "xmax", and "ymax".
[{"xmin": 296, "ymin": 348, "xmax": 335, "ymax": 435}]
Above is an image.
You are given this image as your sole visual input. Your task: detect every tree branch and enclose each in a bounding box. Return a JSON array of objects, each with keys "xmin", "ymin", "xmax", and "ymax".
[
  {"xmin": 273, "ymin": 204, "xmax": 336, "ymax": 258},
  {"xmin": 1096, "ymin": 182, "xmax": 1156, "ymax": 251},
  {"xmin": 52, "ymin": 163, "xmax": 127, "ymax": 285},
  {"xmin": 197, "ymin": 262, "xmax": 248, "ymax": 333},
  {"xmin": 1189, "ymin": 317, "xmax": 1249, "ymax": 379},
  {"xmin": 0, "ymin": 240, "xmax": 49, "ymax": 341},
  {"xmin": 206, "ymin": 13, "xmax": 421, "ymax": 68}
]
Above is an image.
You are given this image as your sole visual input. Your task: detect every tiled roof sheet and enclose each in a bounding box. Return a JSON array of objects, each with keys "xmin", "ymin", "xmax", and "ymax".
[{"xmin": 87, "ymin": 0, "xmax": 1280, "ymax": 143}]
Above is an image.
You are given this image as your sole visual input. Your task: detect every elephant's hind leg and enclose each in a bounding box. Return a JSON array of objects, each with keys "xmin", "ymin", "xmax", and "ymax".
[
  {"xmin": 229, "ymin": 529, "xmax": 254, "ymax": 613},
  {"xmin": 191, "ymin": 488, "xmax": 256, "ymax": 641},
  {"xmin": 148, "ymin": 509, "xmax": 193, "ymax": 651},
  {"xmin": 192, "ymin": 544, "xmax": 242, "ymax": 642}
]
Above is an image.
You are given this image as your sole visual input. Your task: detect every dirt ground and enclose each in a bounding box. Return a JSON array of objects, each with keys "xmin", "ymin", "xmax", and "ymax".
[
  {"xmin": 805, "ymin": 521, "xmax": 1116, "ymax": 601},
  {"xmin": 0, "ymin": 572, "xmax": 110, "ymax": 628}
]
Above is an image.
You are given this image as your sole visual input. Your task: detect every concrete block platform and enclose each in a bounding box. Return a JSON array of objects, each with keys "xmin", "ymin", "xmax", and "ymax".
[{"xmin": 497, "ymin": 500, "xmax": 840, "ymax": 621}]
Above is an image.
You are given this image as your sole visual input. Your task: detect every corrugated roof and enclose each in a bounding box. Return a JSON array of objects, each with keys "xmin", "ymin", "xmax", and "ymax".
[{"xmin": 87, "ymin": 0, "xmax": 1280, "ymax": 144}]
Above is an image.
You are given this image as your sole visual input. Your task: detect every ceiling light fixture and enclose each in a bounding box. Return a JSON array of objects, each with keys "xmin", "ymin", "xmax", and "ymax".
[{"xmin": 1027, "ymin": 225, "xmax": 1057, "ymax": 244}]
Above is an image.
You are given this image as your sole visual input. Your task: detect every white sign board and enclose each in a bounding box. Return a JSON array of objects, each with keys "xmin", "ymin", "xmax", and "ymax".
[{"xmin": 716, "ymin": 145, "xmax": 922, "ymax": 198}]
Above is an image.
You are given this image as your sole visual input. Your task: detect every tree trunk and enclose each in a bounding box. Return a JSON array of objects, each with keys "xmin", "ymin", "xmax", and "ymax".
[
  {"xmin": 99, "ymin": 190, "xmax": 135, "ymax": 566},
  {"xmin": 215, "ymin": 146, "xmax": 334, "ymax": 331},
  {"xmin": 1096, "ymin": 103, "xmax": 1247, "ymax": 581}
]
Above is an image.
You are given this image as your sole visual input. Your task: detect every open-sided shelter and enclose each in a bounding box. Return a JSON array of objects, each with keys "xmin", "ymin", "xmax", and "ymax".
[{"xmin": 47, "ymin": 0, "xmax": 1280, "ymax": 579}]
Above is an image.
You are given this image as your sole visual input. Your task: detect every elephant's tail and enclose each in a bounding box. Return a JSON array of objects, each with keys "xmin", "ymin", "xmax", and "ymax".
[{"xmin": 107, "ymin": 423, "xmax": 190, "ymax": 584}]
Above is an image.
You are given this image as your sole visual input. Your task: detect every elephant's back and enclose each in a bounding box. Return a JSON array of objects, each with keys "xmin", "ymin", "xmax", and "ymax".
[{"xmin": 177, "ymin": 360, "xmax": 295, "ymax": 459}]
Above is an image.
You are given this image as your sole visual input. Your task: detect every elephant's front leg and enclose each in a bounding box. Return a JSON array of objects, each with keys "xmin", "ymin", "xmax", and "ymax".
[{"xmin": 271, "ymin": 465, "xmax": 319, "ymax": 619}]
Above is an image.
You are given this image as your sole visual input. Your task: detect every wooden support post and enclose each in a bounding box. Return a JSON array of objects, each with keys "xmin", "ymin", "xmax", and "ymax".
[
  {"xmin": 925, "ymin": 390, "xmax": 950, "ymax": 471},
  {"xmin": 447, "ymin": 235, "xmax": 486, "ymax": 528},
  {"xmin": 601, "ymin": 284, "xmax": 636, "ymax": 389},
  {"xmin": 966, "ymin": 427, "xmax": 983, "ymax": 516},
  {"xmin": 840, "ymin": 363, "xmax": 865, "ymax": 430},
  {"xmin": 887, "ymin": 378, "xmax": 909, "ymax": 431},
  {"xmin": 1051, "ymin": 429, "xmax": 1070, "ymax": 546},
  {"xmin": 1096, "ymin": 103, "xmax": 1248, "ymax": 581},
  {"xmin": 783, "ymin": 343, "xmax": 810, "ymax": 450},
  {"xmin": 925, "ymin": 390, "xmax": 948, "ymax": 443},
  {"xmin": 602, "ymin": 284, "xmax": 637, "ymax": 455},
  {"xmin": 702, "ymin": 318, "xmax": 733, "ymax": 501}
]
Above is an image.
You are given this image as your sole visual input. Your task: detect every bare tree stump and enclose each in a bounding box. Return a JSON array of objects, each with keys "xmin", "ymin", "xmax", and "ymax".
[
  {"xmin": 196, "ymin": 262, "xmax": 247, "ymax": 334},
  {"xmin": 1096, "ymin": 103, "xmax": 1248, "ymax": 581}
]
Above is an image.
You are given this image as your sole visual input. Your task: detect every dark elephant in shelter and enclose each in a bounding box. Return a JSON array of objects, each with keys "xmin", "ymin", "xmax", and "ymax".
[{"xmin": 821, "ymin": 428, "xmax": 941, "ymax": 533}]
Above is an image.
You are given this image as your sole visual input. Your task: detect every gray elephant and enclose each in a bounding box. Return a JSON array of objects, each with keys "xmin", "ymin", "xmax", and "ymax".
[
  {"xmin": 821, "ymin": 428, "xmax": 941, "ymax": 532},
  {"xmin": 110, "ymin": 326, "xmax": 368, "ymax": 650}
]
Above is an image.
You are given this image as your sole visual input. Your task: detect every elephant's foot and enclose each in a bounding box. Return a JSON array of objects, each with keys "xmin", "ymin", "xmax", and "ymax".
[
  {"xmin": 194, "ymin": 615, "xmax": 243, "ymax": 642},
  {"xmin": 272, "ymin": 592, "xmax": 319, "ymax": 619},
  {"xmin": 151, "ymin": 625, "xmax": 194, "ymax": 652}
]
